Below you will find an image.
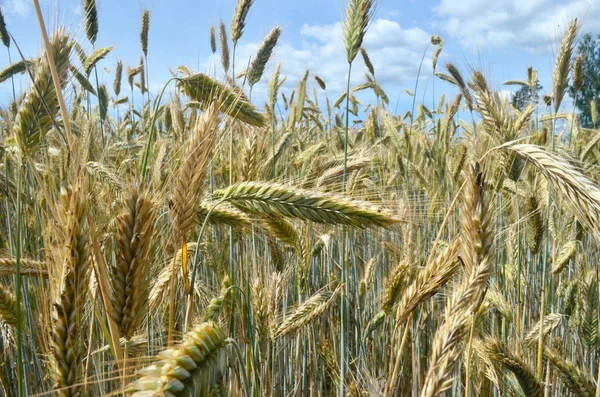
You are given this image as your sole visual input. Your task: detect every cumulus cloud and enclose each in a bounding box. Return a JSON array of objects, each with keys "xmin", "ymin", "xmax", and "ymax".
[
  {"xmin": 224, "ymin": 18, "xmax": 433, "ymax": 105},
  {"xmin": 433, "ymin": 0, "xmax": 600, "ymax": 52},
  {"xmin": 2, "ymin": 0, "xmax": 31, "ymax": 18}
]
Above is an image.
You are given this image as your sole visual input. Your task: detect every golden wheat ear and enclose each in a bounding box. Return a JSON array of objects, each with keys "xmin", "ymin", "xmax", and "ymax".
[
  {"xmin": 50, "ymin": 186, "xmax": 92, "ymax": 396},
  {"xmin": 110, "ymin": 186, "xmax": 156, "ymax": 340},
  {"xmin": 272, "ymin": 284, "xmax": 342, "ymax": 338},
  {"xmin": 502, "ymin": 143, "xmax": 600, "ymax": 243},
  {"xmin": 0, "ymin": 284, "xmax": 18, "ymax": 326},
  {"xmin": 127, "ymin": 321, "xmax": 229, "ymax": 396},
  {"xmin": 543, "ymin": 348, "xmax": 595, "ymax": 397},
  {"xmin": 178, "ymin": 73, "xmax": 266, "ymax": 127},
  {"xmin": 484, "ymin": 338, "xmax": 543, "ymax": 397}
]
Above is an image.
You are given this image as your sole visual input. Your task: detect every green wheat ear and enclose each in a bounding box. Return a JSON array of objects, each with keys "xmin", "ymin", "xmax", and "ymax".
[
  {"xmin": 214, "ymin": 181, "xmax": 402, "ymax": 229},
  {"xmin": 0, "ymin": 60, "xmax": 34, "ymax": 84},
  {"xmin": 247, "ymin": 27, "xmax": 281, "ymax": 86},
  {"xmin": 141, "ymin": 9, "xmax": 150, "ymax": 57},
  {"xmin": 84, "ymin": 0, "xmax": 98, "ymax": 44},
  {"xmin": 178, "ymin": 73, "xmax": 266, "ymax": 127},
  {"xmin": 15, "ymin": 29, "xmax": 71, "ymax": 156},
  {"xmin": 230, "ymin": 0, "xmax": 253, "ymax": 44},
  {"xmin": 0, "ymin": 6, "xmax": 10, "ymax": 48}
]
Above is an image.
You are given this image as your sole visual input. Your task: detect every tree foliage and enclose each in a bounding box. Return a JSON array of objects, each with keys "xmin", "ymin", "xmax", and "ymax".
[
  {"xmin": 569, "ymin": 33, "xmax": 600, "ymax": 128},
  {"xmin": 512, "ymin": 82, "xmax": 543, "ymax": 111}
]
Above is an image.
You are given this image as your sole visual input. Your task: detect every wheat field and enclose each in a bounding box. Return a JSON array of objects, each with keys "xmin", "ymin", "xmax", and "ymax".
[{"xmin": 0, "ymin": 0, "xmax": 598, "ymax": 396}]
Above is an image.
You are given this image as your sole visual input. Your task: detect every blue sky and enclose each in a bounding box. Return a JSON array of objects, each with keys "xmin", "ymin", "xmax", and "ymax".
[{"xmin": 1, "ymin": 0, "xmax": 599, "ymax": 114}]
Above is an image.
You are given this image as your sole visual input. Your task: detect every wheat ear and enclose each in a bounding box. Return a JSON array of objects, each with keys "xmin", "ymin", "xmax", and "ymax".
[
  {"xmin": 197, "ymin": 202, "xmax": 250, "ymax": 229},
  {"xmin": 247, "ymin": 27, "xmax": 281, "ymax": 86},
  {"xmin": 15, "ymin": 29, "xmax": 71, "ymax": 156},
  {"xmin": 178, "ymin": 73, "xmax": 265, "ymax": 127},
  {"xmin": 51, "ymin": 186, "xmax": 92, "ymax": 396},
  {"xmin": 0, "ymin": 258, "xmax": 46, "ymax": 276},
  {"xmin": 219, "ymin": 21, "xmax": 230, "ymax": 73},
  {"xmin": 552, "ymin": 19, "xmax": 579, "ymax": 112},
  {"xmin": 485, "ymin": 338, "xmax": 543, "ymax": 397},
  {"xmin": 230, "ymin": 0, "xmax": 253, "ymax": 44},
  {"xmin": 395, "ymin": 241, "xmax": 460, "ymax": 325},
  {"xmin": 110, "ymin": 186, "xmax": 156, "ymax": 340},
  {"xmin": 343, "ymin": 0, "xmax": 374, "ymax": 63},
  {"xmin": 420, "ymin": 258, "xmax": 491, "ymax": 397},
  {"xmin": 171, "ymin": 104, "xmax": 221, "ymax": 242},
  {"xmin": 0, "ymin": 6, "xmax": 9, "ymax": 48},
  {"xmin": 83, "ymin": 0, "xmax": 98, "ymax": 44},
  {"xmin": 502, "ymin": 144, "xmax": 600, "ymax": 242},
  {"xmin": 544, "ymin": 348, "xmax": 595, "ymax": 397},
  {"xmin": 273, "ymin": 284, "xmax": 342, "ymax": 338},
  {"xmin": 128, "ymin": 321, "xmax": 229, "ymax": 396},
  {"xmin": 0, "ymin": 284, "xmax": 18, "ymax": 326},
  {"xmin": 214, "ymin": 181, "xmax": 401, "ymax": 229}
]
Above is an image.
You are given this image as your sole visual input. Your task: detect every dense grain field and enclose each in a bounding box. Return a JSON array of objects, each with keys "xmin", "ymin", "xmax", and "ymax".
[{"xmin": 0, "ymin": 0, "xmax": 599, "ymax": 396}]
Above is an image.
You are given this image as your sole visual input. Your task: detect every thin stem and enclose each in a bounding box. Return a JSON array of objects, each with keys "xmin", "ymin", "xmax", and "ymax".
[
  {"xmin": 92, "ymin": 56, "xmax": 105, "ymax": 147},
  {"xmin": 227, "ymin": 338, "xmax": 251, "ymax": 397},
  {"xmin": 184, "ymin": 199, "xmax": 226, "ymax": 330},
  {"xmin": 14, "ymin": 162, "xmax": 23, "ymax": 397},
  {"xmin": 140, "ymin": 77, "xmax": 178, "ymax": 180},
  {"xmin": 464, "ymin": 313, "xmax": 476, "ymax": 396},
  {"xmin": 339, "ymin": 60, "xmax": 353, "ymax": 397}
]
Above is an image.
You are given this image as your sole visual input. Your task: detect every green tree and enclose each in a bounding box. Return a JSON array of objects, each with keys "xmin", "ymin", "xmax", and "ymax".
[
  {"xmin": 511, "ymin": 81, "xmax": 543, "ymax": 111},
  {"xmin": 569, "ymin": 33, "xmax": 600, "ymax": 128}
]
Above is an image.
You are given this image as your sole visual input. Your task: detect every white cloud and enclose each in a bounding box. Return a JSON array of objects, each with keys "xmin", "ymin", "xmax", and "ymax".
[
  {"xmin": 498, "ymin": 89, "xmax": 514, "ymax": 101},
  {"xmin": 226, "ymin": 18, "xmax": 433, "ymax": 104},
  {"xmin": 433, "ymin": 0, "xmax": 600, "ymax": 52},
  {"xmin": 2, "ymin": 0, "xmax": 31, "ymax": 17}
]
